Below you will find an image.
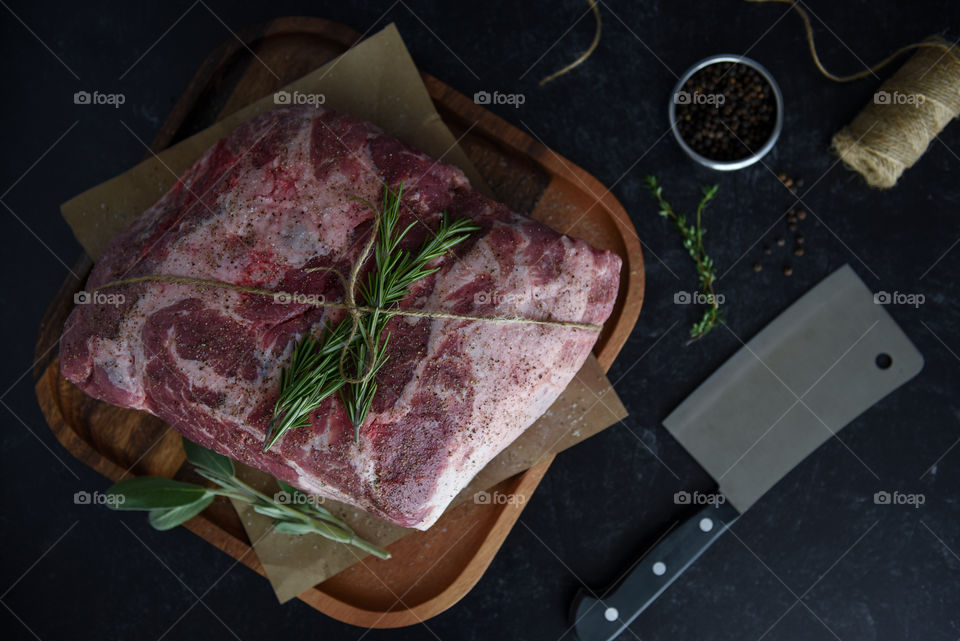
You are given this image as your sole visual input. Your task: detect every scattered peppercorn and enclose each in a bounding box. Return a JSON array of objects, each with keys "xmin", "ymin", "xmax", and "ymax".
[
  {"xmin": 778, "ymin": 172, "xmax": 800, "ymax": 194},
  {"xmin": 754, "ymin": 174, "xmax": 811, "ymax": 277},
  {"xmin": 675, "ymin": 61, "xmax": 778, "ymax": 161}
]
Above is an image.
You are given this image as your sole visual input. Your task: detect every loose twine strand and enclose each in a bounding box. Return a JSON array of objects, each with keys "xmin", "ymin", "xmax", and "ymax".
[
  {"xmin": 747, "ymin": 0, "xmax": 960, "ymax": 82},
  {"xmin": 748, "ymin": 0, "xmax": 960, "ymax": 188},
  {"xmin": 540, "ymin": 0, "xmax": 601, "ymax": 86},
  {"xmin": 91, "ymin": 205, "xmax": 601, "ymax": 385}
]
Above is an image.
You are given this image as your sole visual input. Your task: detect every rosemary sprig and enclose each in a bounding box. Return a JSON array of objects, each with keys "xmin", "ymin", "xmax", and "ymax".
[
  {"xmin": 263, "ymin": 323, "xmax": 351, "ymax": 451},
  {"xmin": 267, "ymin": 183, "xmax": 480, "ymax": 449},
  {"xmin": 645, "ymin": 175, "xmax": 723, "ymax": 340},
  {"xmin": 343, "ymin": 192, "xmax": 480, "ymax": 435},
  {"xmin": 106, "ymin": 437, "xmax": 391, "ymax": 559}
]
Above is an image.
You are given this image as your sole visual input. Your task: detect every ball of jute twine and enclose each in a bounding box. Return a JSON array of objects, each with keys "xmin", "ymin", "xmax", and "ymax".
[
  {"xmin": 748, "ymin": 0, "xmax": 960, "ymax": 189},
  {"xmin": 832, "ymin": 38, "xmax": 960, "ymax": 188}
]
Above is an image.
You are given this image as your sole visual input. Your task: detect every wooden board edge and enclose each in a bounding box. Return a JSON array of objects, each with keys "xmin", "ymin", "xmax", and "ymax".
[{"xmin": 301, "ymin": 456, "xmax": 554, "ymax": 627}]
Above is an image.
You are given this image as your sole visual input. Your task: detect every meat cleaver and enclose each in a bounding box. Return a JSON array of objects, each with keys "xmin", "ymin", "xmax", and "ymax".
[{"xmin": 571, "ymin": 265, "xmax": 923, "ymax": 641}]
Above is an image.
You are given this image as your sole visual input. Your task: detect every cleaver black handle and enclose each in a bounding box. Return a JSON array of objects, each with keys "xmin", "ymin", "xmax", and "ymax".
[{"xmin": 571, "ymin": 500, "xmax": 739, "ymax": 641}]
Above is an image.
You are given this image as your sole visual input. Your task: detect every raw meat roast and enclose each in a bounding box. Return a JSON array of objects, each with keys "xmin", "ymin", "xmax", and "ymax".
[{"xmin": 61, "ymin": 105, "xmax": 621, "ymax": 529}]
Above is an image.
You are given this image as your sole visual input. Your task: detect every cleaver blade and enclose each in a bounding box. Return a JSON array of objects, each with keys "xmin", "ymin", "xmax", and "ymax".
[
  {"xmin": 666, "ymin": 263, "xmax": 924, "ymax": 513},
  {"xmin": 572, "ymin": 265, "xmax": 923, "ymax": 641}
]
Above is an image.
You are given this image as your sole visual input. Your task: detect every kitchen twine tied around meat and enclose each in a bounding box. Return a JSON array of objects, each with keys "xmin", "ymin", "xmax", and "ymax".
[{"xmin": 89, "ymin": 197, "xmax": 603, "ymax": 389}]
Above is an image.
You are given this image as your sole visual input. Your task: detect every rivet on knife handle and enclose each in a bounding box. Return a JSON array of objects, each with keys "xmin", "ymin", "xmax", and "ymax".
[{"xmin": 571, "ymin": 501, "xmax": 739, "ymax": 641}]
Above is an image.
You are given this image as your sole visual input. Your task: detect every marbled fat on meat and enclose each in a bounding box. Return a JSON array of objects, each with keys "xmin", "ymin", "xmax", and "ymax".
[{"xmin": 60, "ymin": 105, "xmax": 621, "ymax": 530}]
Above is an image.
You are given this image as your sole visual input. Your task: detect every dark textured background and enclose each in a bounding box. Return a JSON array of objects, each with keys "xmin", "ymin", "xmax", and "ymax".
[{"xmin": 2, "ymin": 1, "xmax": 959, "ymax": 640}]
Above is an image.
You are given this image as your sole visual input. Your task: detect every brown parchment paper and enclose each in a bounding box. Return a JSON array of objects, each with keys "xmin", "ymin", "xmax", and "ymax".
[{"xmin": 59, "ymin": 24, "xmax": 628, "ymax": 603}]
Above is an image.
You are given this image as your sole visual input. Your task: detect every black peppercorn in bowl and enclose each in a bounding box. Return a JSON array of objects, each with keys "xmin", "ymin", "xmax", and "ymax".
[{"xmin": 669, "ymin": 54, "xmax": 783, "ymax": 171}]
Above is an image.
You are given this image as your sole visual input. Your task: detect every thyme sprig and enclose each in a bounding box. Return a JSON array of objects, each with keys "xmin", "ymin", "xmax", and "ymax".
[
  {"xmin": 265, "ymin": 183, "xmax": 480, "ymax": 449},
  {"xmin": 645, "ymin": 175, "xmax": 723, "ymax": 341},
  {"xmin": 106, "ymin": 437, "xmax": 390, "ymax": 559}
]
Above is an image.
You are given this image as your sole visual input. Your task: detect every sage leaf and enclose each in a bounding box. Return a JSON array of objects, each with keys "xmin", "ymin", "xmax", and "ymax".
[
  {"xmin": 273, "ymin": 519, "xmax": 353, "ymax": 541},
  {"xmin": 147, "ymin": 494, "xmax": 215, "ymax": 531},
  {"xmin": 182, "ymin": 437, "xmax": 235, "ymax": 478},
  {"xmin": 252, "ymin": 504, "xmax": 290, "ymax": 520},
  {"xmin": 272, "ymin": 521, "xmax": 319, "ymax": 536},
  {"xmin": 107, "ymin": 477, "xmax": 211, "ymax": 510},
  {"xmin": 275, "ymin": 480, "xmax": 298, "ymax": 496},
  {"xmin": 274, "ymin": 481, "xmax": 341, "ymax": 524}
]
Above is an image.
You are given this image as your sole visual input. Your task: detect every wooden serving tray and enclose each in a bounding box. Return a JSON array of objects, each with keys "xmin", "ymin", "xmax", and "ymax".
[{"xmin": 34, "ymin": 17, "xmax": 644, "ymax": 628}]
